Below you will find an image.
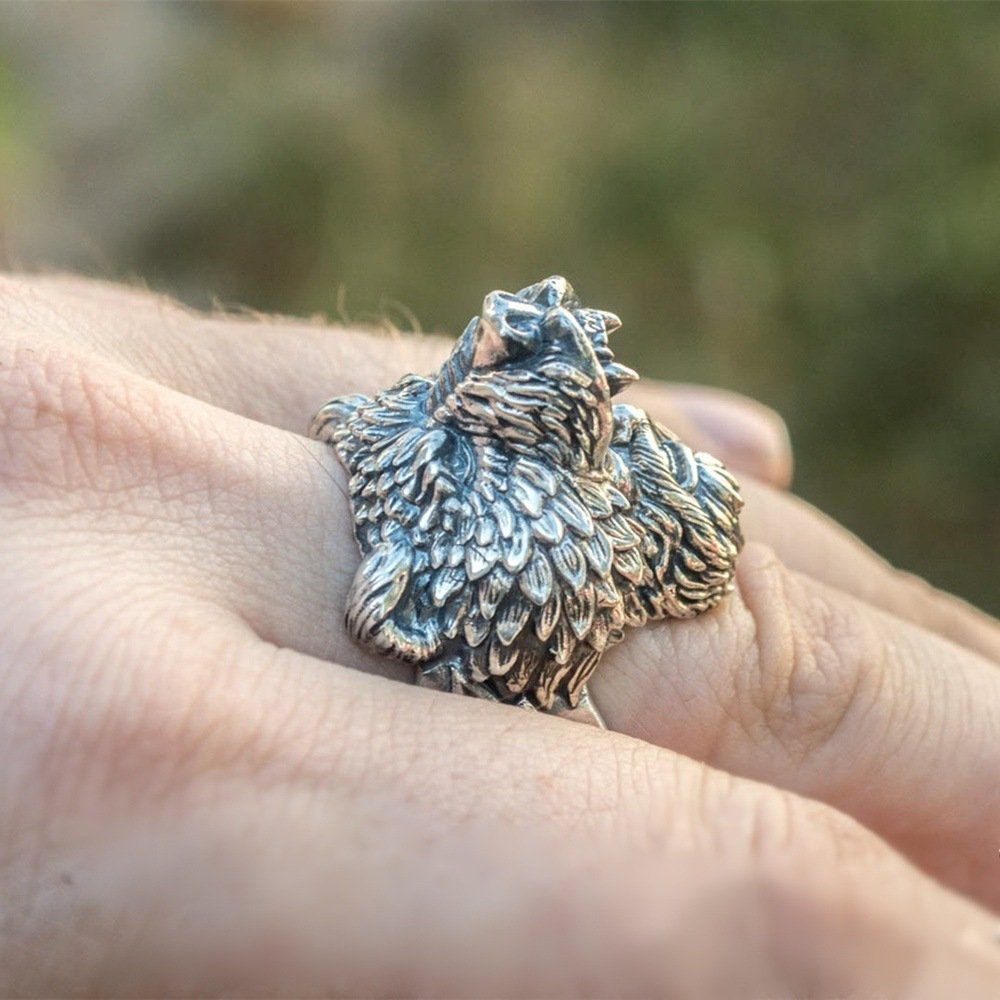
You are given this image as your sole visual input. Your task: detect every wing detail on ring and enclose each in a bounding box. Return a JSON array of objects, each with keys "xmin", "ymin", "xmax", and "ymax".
[
  {"xmin": 310, "ymin": 378, "xmax": 644, "ymax": 709},
  {"xmin": 609, "ymin": 403, "xmax": 744, "ymax": 623}
]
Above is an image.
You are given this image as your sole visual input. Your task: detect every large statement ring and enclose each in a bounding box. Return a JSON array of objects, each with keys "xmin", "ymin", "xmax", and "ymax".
[{"xmin": 310, "ymin": 277, "xmax": 743, "ymax": 726}]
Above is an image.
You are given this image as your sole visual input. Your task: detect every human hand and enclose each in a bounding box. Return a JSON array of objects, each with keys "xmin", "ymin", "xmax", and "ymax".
[{"xmin": 2, "ymin": 275, "xmax": 998, "ymax": 996}]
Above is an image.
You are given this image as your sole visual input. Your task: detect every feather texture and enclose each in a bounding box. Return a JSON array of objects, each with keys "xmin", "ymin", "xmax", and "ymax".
[{"xmin": 309, "ymin": 277, "xmax": 743, "ymax": 714}]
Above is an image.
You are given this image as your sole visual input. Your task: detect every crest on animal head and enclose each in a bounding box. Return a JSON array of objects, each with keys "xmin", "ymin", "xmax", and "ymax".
[{"xmin": 435, "ymin": 277, "xmax": 638, "ymax": 470}]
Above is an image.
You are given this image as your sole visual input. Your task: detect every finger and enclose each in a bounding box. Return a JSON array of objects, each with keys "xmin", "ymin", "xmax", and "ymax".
[
  {"xmin": 0, "ymin": 324, "xmax": 387, "ymax": 676},
  {"xmin": 10, "ymin": 273, "xmax": 999, "ymax": 667},
  {"xmin": 738, "ymin": 476, "xmax": 1000, "ymax": 664},
  {"xmin": 592, "ymin": 542, "xmax": 1000, "ymax": 912},
  {"xmin": 7, "ymin": 601, "xmax": 999, "ymax": 995},
  {"xmin": 2, "ymin": 273, "xmax": 794, "ymax": 487}
]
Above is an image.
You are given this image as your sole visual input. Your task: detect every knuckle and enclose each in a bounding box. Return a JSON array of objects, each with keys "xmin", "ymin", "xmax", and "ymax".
[
  {"xmin": 694, "ymin": 764, "xmax": 807, "ymax": 864},
  {"xmin": 25, "ymin": 593, "xmax": 260, "ymax": 805},
  {"xmin": 700, "ymin": 779, "xmax": 906, "ymax": 993},
  {"xmin": 0, "ymin": 581, "xmax": 203, "ymax": 824},
  {"xmin": 0, "ymin": 330, "xmax": 171, "ymax": 500},
  {"xmin": 100, "ymin": 610, "xmax": 251, "ymax": 790},
  {"xmin": 662, "ymin": 764, "xmax": 903, "ymax": 992},
  {"xmin": 732, "ymin": 543, "xmax": 881, "ymax": 763}
]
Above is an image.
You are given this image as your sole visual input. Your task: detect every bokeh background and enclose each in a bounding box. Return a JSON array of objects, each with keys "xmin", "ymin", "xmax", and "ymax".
[{"xmin": 0, "ymin": 3, "xmax": 997, "ymax": 612}]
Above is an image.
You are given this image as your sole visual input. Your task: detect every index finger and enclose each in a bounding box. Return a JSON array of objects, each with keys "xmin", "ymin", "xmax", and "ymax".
[{"xmin": 3, "ymin": 273, "xmax": 792, "ymax": 484}]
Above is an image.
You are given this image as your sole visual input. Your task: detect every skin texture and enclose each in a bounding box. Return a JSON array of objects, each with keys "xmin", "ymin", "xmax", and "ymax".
[{"xmin": 0, "ymin": 273, "xmax": 999, "ymax": 997}]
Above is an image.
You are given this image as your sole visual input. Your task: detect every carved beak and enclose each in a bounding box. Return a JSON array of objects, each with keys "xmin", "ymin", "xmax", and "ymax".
[{"xmin": 472, "ymin": 291, "xmax": 543, "ymax": 367}]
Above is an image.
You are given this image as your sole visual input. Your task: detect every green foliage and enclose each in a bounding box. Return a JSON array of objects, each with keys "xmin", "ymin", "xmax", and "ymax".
[{"xmin": 1, "ymin": 3, "xmax": 997, "ymax": 610}]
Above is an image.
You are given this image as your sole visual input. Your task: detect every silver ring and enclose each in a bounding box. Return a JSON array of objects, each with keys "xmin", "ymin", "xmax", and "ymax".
[{"xmin": 310, "ymin": 276, "xmax": 743, "ymax": 726}]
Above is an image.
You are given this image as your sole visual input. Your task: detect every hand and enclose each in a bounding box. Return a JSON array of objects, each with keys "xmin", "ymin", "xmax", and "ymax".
[{"xmin": 2, "ymin": 275, "xmax": 998, "ymax": 996}]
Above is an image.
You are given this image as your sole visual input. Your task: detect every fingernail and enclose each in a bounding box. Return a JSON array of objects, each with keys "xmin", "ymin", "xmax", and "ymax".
[{"xmin": 671, "ymin": 387, "xmax": 793, "ymax": 488}]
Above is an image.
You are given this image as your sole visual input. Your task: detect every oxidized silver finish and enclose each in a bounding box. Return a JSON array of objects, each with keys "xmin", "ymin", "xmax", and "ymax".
[{"xmin": 310, "ymin": 277, "xmax": 743, "ymax": 726}]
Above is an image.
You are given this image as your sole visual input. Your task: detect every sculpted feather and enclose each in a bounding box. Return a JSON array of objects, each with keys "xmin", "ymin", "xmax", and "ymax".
[{"xmin": 310, "ymin": 276, "xmax": 743, "ymax": 725}]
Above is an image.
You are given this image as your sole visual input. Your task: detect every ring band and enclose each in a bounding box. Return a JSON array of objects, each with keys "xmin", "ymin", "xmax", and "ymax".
[{"xmin": 310, "ymin": 276, "xmax": 743, "ymax": 726}]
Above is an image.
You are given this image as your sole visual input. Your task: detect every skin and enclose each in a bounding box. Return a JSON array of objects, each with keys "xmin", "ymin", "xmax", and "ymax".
[{"xmin": 0, "ymin": 273, "xmax": 998, "ymax": 997}]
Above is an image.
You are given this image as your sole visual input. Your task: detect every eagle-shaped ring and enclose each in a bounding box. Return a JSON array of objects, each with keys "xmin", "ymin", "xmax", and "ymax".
[{"xmin": 310, "ymin": 277, "xmax": 744, "ymax": 727}]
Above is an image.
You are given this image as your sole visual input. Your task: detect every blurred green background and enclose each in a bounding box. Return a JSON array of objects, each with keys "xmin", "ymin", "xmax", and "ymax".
[{"xmin": 0, "ymin": 3, "xmax": 997, "ymax": 612}]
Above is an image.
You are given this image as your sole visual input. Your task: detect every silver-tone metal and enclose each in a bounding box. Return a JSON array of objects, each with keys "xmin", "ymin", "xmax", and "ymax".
[{"xmin": 310, "ymin": 277, "xmax": 743, "ymax": 726}]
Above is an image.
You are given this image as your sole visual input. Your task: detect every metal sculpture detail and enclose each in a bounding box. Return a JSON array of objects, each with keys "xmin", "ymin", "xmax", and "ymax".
[{"xmin": 311, "ymin": 277, "xmax": 743, "ymax": 725}]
